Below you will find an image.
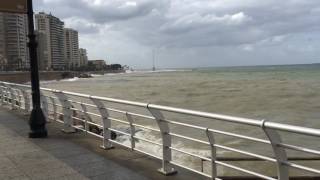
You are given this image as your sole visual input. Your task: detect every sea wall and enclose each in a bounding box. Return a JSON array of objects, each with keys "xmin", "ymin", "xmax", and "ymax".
[{"xmin": 0, "ymin": 71, "xmax": 75, "ymax": 84}]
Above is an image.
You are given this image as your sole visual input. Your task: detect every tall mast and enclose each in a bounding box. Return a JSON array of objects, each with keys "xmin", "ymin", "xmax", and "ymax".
[{"xmin": 152, "ymin": 49, "xmax": 156, "ymax": 71}]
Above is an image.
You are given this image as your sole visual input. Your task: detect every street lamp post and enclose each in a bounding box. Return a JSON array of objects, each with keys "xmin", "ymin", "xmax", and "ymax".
[{"xmin": 27, "ymin": 0, "xmax": 47, "ymax": 138}]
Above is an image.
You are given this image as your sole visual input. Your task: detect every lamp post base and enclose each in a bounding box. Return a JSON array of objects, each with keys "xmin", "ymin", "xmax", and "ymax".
[{"xmin": 29, "ymin": 108, "xmax": 48, "ymax": 138}]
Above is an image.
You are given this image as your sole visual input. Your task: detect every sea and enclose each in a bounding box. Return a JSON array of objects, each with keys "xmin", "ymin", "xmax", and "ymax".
[{"xmin": 41, "ymin": 64, "xmax": 320, "ymax": 176}]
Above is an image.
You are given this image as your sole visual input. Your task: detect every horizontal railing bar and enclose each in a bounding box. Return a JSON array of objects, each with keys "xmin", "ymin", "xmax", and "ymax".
[
  {"xmin": 47, "ymin": 102, "xmax": 63, "ymax": 107},
  {"xmin": 58, "ymin": 99, "xmax": 155, "ymax": 122},
  {"xmin": 149, "ymin": 104, "xmax": 320, "ymax": 137},
  {"xmin": 86, "ymin": 121, "xmax": 103, "ymax": 128},
  {"xmin": 86, "ymin": 111, "xmax": 101, "ymax": 117},
  {"xmin": 208, "ymin": 129, "xmax": 270, "ymax": 144},
  {"xmin": 86, "ymin": 130, "xmax": 104, "ymax": 139},
  {"xmin": 148, "ymin": 104, "xmax": 262, "ymax": 126},
  {"xmin": 1, "ymin": 92, "xmax": 23, "ymax": 98},
  {"xmin": 65, "ymin": 100, "xmax": 155, "ymax": 121},
  {"xmin": 133, "ymin": 124, "xmax": 160, "ymax": 132},
  {"xmin": 64, "ymin": 100, "xmax": 97, "ymax": 108},
  {"xmin": 109, "ymin": 139, "xmax": 132, "ymax": 149},
  {"xmin": 72, "ymin": 116, "xmax": 85, "ymax": 123},
  {"xmin": 48, "ymin": 110, "xmax": 103, "ymax": 128},
  {"xmin": 170, "ymin": 146, "xmax": 211, "ymax": 161},
  {"xmin": 72, "ymin": 125, "xmax": 86, "ymax": 132},
  {"xmin": 108, "ymin": 117, "xmax": 130, "ymax": 125},
  {"xmin": 133, "ymin": 147, "xmax": 162, "ymax": 160},
  {"xmin": 169, "ymin": 132, "xmax": 210, "ymax": 145},
  {"xmin": 47, "ymin": 116, "xmax": 66, "ymax": 124},
  {"xmin": 203, "ymin": 157, "xmax": 320, "ymax": 161},
  {"xmin": 278, "ymin": 143, "xmax": 320, "ymax": 156},
  {"xmin": 127, "ymin": 112, "xmax": 155, "ymax": 120},
  {"xmin": 283, "ymin": 161, "xmax": 320, "ymax": 174},
  {"xmin": 214, "ymin": 144, "xmax": 277, "ymax": 162},
  {"xmin": 215, "ymin": 161, "xmax": 276, "ymax": 180},
  {"xmin": 40, "ymin": 94, "xmax": 58, "ymax": 100},
  {"xmin": 110, "ymin": 138, "xmax": 162, "ymax": 159},
  {"xmin": 133, "ymin": 136, "xmax": 162, "ymax": 146},
  {"xmin": 42, "ymin": 88, "xmax": 147, "ymax": 107},
  {"xmin": 169, "ymin": 161, "xmax": 213, "ymax": 178},
  {"xmin": 109, "ymin": 128, "xmax": 131, "ymax": 136},
  {"xmin": 162, "ymin": 119, "xmax": 207, "ymax": 131},
  {"xmin": 265, "ymin": 121, "xmax": 320, "ymax": 137},
  {"xmin": 108, "ymin": 127, "xmax": 162, "ymax": 146}
]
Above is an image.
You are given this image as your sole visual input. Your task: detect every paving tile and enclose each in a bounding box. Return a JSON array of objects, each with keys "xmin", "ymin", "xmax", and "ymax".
[
  {"xmin": 62, "ymin": 153, "xmax": 105, "ymax": 167},
  {"xmin": 8, "ymin": 150, "xmax": 57, "ymax": 166},
  {"xmin": 26, "ymin": 168, "xmax": 78, "ymax": 180},
  {"xmin": 70, "ymin": 160, "xmax": 118, "ymax": 177},
  {"xmin": 91, "ymin": 171, "xmax": 149, "ymax": 180},
  {"xmin": 0, "ymin": 175, "xmax": 31, "ymax": 180},
  {"xmin": 44, "ymin": 145, "xmax": 91, "ymax": 158},
  {"xmin": 46, "ymin": 173, "xmax": 89, "ymax": 180}
]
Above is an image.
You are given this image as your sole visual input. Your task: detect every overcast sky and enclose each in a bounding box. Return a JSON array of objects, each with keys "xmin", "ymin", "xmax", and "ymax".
[{"xmin": 34, "ymin": 0, "xmax": 320, "ymax": 69}]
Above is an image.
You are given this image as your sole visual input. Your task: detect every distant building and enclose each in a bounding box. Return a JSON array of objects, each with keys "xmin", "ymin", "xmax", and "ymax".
[
  {"xmin": 79, "ymin": 48, "xmax": 88, "ymax": 66},
  {"xmin": 0, "ymin": 13, "xmax": 6, "ymax": 70},
  {"xmin": 0, "ymin": 12, "xmax": 29, "ymax": 70},
  {"xmin": 35, "ymin": 12, "xmax": 65, "ymax": 70},
  {"xmin": 89, "ymin": 60, "xmax": 106, "ymax": 70},
  {"xmin": 64, "ymin": 28, "xmax": 80, "ymax": 69}
]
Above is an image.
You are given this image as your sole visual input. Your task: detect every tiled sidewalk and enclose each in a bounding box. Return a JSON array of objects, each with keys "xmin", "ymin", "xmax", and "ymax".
[{"xmin": 0, "ymin": 108, "xmax": 150, "ymax": 180}]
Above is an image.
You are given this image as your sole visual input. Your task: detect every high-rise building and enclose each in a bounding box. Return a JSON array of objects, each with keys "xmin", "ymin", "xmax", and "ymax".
[
  {"xmin": 0, "ymin": 13, "xmax": 6, "ymax": 70},
  {"xmin": 79, "ymin": 48, "xmax": 88, "ymax": 67},
  {"xmin": 64, "ymin": 28, "xmax": 79, "ymax": 69},
  {"xmin": 35, "ymin": 12, "xmax": 65, "ymax": 70},
  {"xmin": 0, "ymin": 12, "xmax": 29, "ymax": 70}
]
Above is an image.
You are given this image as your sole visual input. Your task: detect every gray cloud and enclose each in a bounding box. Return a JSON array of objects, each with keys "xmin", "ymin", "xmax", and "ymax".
[{"xmin": 34, "ymin": 0, "xmax": 320, "ymax": 68}]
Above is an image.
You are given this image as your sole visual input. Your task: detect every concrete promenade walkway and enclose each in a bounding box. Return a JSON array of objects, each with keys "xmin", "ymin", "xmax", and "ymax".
[{"xmin": 0, "ymin": 107, "xmax": 203, "ymax": 180}]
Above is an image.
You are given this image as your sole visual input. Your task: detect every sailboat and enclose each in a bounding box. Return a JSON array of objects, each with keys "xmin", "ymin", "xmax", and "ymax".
[{"xmin": 152, "ymin": 49, "xmax": 156, "ymax": 71}]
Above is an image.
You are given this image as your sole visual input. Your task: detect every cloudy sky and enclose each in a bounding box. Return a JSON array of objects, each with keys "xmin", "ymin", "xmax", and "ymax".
[{"xmin": 34, "ymin": 0, "xmax": 320, "ymax": 69}]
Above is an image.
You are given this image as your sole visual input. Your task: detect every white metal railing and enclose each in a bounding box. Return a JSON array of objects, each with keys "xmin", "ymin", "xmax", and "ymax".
[{"xmin": 0, "ymin": 81, "xmax": 320, "ymax": 179}]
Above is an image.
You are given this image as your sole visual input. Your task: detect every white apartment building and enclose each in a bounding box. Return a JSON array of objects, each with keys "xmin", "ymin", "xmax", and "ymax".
[
  {"xmin": 35, "ymin": 12, "xmax": 65, "ymax": 70},
  {"xmin": 79, "ymin": 48, "xmax": 88, "ymax": 67},
  {"xmin": 0, "ymin": 12, "xmax": 29, "ymax": 70},
  {"xmin": 64, "ymin": 28, "xmax": 80, "ymax": 69}
]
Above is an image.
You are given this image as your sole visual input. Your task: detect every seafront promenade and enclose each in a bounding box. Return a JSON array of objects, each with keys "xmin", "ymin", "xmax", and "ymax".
[{"xmin": 0, "ymin": 106, "xmax": 203, "ymax": 180}]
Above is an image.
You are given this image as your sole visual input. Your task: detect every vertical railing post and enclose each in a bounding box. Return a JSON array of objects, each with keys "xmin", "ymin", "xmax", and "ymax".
[
  {"xmin": 205, "ymin": 128, "xmax": 217, "ymax": 179},
  {"xmin": 13, "ymin": 88, "xmax": 22, "ymax": 109},
  {"xmin": 261, "ymin": 120, "xmax": 289, "ymax": 180},
  {"xmin": 91, "ymin": 97, "xmax": 113, "ymax": 149},
  {"xmin": 20, "ymin": 87, "xmax": 31, "ymax": 113},
  {"xmin": 0, "ymin": 83, "xmax": 4, "ymax": 105},
  {"xmin": 40, "ymin": 92, "xmax": 49, "ymax": 121},
  {"xmin": 53, "ymin": 91, "xmax": 75, "ymax": 133},
  {"xmin": 147, "ymin": 105, "xmax": 177, "ymax": 175},
  {"xmin": 2, "ymin": 86, "xmax": 8, "ymax": 104},
  {"xmin": 5, "ymin": 84, "xmax": 17, "ymax": 110},
  {"xmin": 126, "ymin": 112, "xmax": 135, "ymax": 150},
  {"xmin": 80, "ymin": 103, "xmax": 93, "ymax": 133},
  {"xmin": 49, "ymin": 96, "xmax": 57, "ymax": 122}
]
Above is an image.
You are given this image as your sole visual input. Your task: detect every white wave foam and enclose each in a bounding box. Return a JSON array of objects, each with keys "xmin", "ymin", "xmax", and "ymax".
[
  {"xmin": 128, "ymin": 69, "xmax": 192, "ymax": 74},
  {"xmin": 61, "ymin": 77, "xmax": 79, "ymax": 82},
  {"xmin": 112, "ymin": 124, "xmax": 227, "ymax": 172},
  {"xmin": 90, "ymin": 74, "xmax": 103, "ymax": 77}
]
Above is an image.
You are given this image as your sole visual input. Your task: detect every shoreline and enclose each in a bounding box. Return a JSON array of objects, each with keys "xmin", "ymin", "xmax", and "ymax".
[{"xmin": 0, "ymin": 70, "xmax": 125, "ymax": 84}]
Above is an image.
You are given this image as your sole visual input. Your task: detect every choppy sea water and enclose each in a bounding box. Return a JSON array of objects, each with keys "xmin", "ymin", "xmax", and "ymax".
[{"xmin": 42, "ymin": 64, "xmax": 320, "ymax": 176}]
